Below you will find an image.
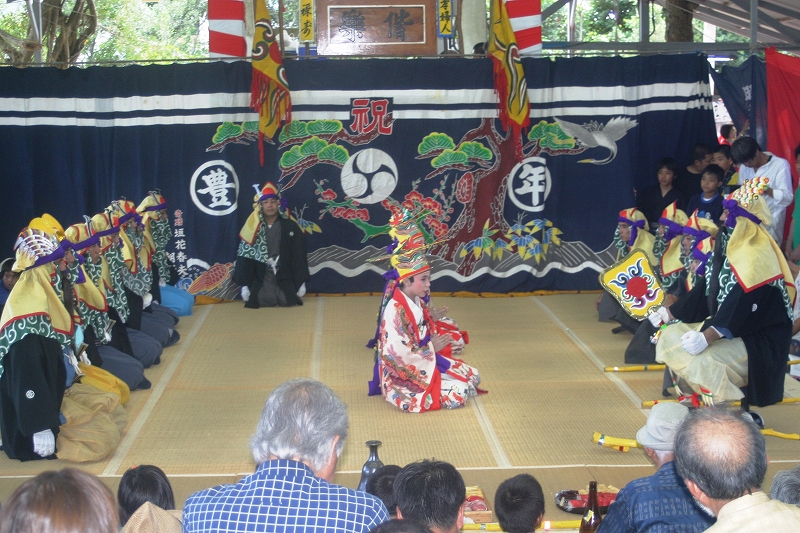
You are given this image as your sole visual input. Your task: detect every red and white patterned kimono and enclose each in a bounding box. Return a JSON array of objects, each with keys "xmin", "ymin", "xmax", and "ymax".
[{"xmin": 377, "ymin": 289, "xmax": 480, "ymax": 413}]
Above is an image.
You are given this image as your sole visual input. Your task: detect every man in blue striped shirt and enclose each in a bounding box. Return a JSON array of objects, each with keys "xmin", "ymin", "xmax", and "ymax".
[
  {"xmin": 183, "ymin": 378, "xmax": 390, "ymax": 533},
  {"xmin": 598, "ymin": 403, "xmax": 714, "ymax": 533}
]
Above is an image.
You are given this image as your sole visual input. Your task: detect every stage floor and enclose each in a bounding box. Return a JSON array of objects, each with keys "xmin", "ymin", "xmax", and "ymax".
[{"xmin": 1, "ymin": 294, "xmax": 799, "ymax": 525}]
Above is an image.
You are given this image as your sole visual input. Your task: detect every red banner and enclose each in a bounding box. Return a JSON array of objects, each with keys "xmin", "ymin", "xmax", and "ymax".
[{"xmin": 766, "ymin": 48, "xmax": 800, "ymax": 194}]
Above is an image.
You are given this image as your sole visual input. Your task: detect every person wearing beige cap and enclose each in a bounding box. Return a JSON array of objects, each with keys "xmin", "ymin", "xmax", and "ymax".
[{"xmin": 597, "ymin": 403, "xmax": 714, "ymax": 533}]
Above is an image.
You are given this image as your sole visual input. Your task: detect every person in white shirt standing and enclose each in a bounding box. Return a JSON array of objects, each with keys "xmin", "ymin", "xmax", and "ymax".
[{"xmin": 731, "ymin": 136, "xmax": 793, "ymax": 244}]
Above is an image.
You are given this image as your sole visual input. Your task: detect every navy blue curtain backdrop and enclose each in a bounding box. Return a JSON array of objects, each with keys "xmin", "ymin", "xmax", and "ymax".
[
  {"xmin": 0, "ymin": 54, "xmax": 715, "ymax": 295},
  {"xmin": 711, "ymin": 55, "xmax": 768, "ymax": 148}
]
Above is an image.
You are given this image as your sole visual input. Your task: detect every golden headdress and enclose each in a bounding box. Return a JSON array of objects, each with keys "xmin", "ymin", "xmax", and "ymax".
[
  {"xmin": 239, "ymin": 182, "xmax": 284, "ymax": 245},
  {"xmin": 723, "ymin": 178, "xmax": 794, "ymax": 302},
  {"xmin": 1, "ymin": 227, "xmax": 73, "ymax": 340},
  {"xmin": 658, "ymin": 202, "xmax": 689, "ymax": 276},
  {"xmin": 618, "ymin": 208, "xmax": 655, "ymax": 264}
]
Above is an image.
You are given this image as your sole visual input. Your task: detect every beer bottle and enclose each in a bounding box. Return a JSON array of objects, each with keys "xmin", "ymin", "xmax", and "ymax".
[{"xmin": 579, "ymin": 480, "xmax": 602, "ymax": 532}]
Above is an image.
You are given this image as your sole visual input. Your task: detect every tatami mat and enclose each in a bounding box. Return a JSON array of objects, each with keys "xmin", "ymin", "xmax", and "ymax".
[{"xmin": 0, "ymin": 293, "xmax": 799, "ymax": 527}]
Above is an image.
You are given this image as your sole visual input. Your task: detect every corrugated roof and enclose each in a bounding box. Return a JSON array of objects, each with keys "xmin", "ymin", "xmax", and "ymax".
[{"xmin": 657, "ymin": 0, "xmax": 800, "ymax": 45}]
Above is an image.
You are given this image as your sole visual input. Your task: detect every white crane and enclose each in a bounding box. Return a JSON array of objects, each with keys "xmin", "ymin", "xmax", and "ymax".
[{"xmin": 554, "ymin": 117, "xmax": 638, "ymax": 165}]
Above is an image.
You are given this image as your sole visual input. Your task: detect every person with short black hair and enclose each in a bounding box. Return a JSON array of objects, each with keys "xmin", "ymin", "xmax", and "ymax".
[
  {"xmin": 394, "ymin": 460, "xmax": 465, "ymax": 533},
  {"xmin": 0, "ymin": 468, "xmax": 118, "ymax": 533},
  {"xmin": 233, "ymin": 182, "xmax": 310, "ymax": 308},
  {"xmin": 685, "ymin": 164, "xmax": 724, "ymax": 222},
  {"xmin": 366, "ymin": 464, "xmax": 403, "ymax": 517},
  {"xmin": 118, "ymin": 465, "xmax": 176, "ymax": 526},
  {"xmin": 731, "ymin": 136, "xmax": 793, "ymax": 243},
  {"xmin": 674, "ymin": 407, "xmax": 800, "ymax": 531},
  {"xmin": 675, "ymin": 143, "xmax": 713, "ymax": 199},
  {"xmin": 711, "ymin": 145, "xmax": 738, "ymax": 194},
  {"xmin": 636, "ymin": 157, "xmax": 686, "ymax": 228},
  {"xmin": 718, "ymin": 124, "xmax": 736, "ymax": 146},
  {"xmin": 494, "ymin": 474, "xmax": 545, "ymax": 533},
  {"xmin": 371, "ymin": 518, "xmax": 433, "ymax": 533},
  {"xmin": 770, "ymin": 465, "xmax": 800, "ymax": 507},
  {"xmin": 0, "ymin": 257, "xmax": 18, "ymax": 315}
]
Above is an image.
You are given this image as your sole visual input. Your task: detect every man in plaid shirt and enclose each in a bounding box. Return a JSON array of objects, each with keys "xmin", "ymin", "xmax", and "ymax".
[{"xmin": 183, "ymin": 378, "xmax": 389, "ymax": 532}]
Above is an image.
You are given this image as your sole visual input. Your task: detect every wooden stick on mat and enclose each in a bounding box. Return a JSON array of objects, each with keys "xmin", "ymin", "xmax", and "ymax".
[{"xmin": 604, "ymin": 364, "xmax": 665, "ymax": 372}]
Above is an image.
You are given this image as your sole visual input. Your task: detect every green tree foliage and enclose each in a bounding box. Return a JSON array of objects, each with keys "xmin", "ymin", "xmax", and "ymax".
[
  {"xmin": 0, "ymin": 0, "xmax": 208, "ymax": 64},
  {"xmin": 267, "ymin": 0, "xmax": 299, "ymax": 37},
  {"xmin": 541, "ymin": 0, "xmax": 669, "ymax": 46},
  {"xmin": 85, "ymin": 0, "xmax": 208, "ymax": 61},
  {"xmin": 583, "ymin": 0, "xmax": 637, "ymax": 36}
]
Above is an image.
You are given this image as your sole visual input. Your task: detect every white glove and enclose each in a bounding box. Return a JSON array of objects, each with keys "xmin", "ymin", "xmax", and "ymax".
[
  {"xmin": 681, "ymin": 330, "xmax": 709, "ymax": 355},
  {"xmin": 241, "ymin": 286, "xmax": 250, "ymax": 302},
  {"xmin": 159, "ymin": 278, "xmax": 166, "ymax": 287},
  {"xmin": 648, "ymin": 307, "xmax": 671, "ymax": 328},
  {"xmin": 296, "ymin": 283, "xmax": 306, "ymax": 298},
  {"xmin": 32, "ymin": 429, "xmax": 55, "ymax": 457},
  {"xmin": 142, "ymin": 292, "xmax": 153, "ymax": 309}
]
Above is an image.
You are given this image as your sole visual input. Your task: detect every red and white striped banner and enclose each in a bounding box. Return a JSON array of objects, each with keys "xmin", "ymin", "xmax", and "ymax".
[
  {"xmin": 209, "ymin": 0, "xmax": 247, "ymax": 58},
  {"xmin": 505, "ymin": 0, "xmax": 541, "ymax": 56}
]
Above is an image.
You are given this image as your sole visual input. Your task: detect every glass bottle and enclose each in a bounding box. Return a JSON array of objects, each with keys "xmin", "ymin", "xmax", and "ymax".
[
  {"xmin": 579, "ymin": 480, "xmax": 602, "ymax": 532},
  {"xmin": 357, "ymin": 440, "xmax": 384, "ymax": 492}
]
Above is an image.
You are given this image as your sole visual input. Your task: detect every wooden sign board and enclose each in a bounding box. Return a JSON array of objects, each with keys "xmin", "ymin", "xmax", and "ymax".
[{"xmin": 316, "ymin": 0, "xmax": 438, "ymax": 56}]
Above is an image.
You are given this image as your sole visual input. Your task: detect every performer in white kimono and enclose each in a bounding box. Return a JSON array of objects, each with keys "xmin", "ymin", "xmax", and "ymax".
[
  {"xmin": 366, "ymin": 209, "xmax": 469, "ymax": 354},
  {"xmin": 371, "ymin": 215, "xmax": 481, "ymax": 413}
]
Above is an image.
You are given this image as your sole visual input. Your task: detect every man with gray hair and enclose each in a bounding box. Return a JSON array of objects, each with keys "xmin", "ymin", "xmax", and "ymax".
[
  {"xmin": 182, "ymin": 378, "xmax": 389, "ymax": 532},
  {"xmin": 674, "ymin": 407, "xmax": 800, "ymax": 531},
  {"xmin": 769, "ymin": 465, "xmax": 800, "ymax": 507},
  {"xmin": 598, "ymin": 402, "xmax": 714, "ymax": 532}
]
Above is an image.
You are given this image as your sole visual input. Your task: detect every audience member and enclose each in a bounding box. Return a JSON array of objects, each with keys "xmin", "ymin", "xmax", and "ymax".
[
  {"xmin": 182, "ymin": 378, "xmax": 389, "ymax": 532},
  {"xmin": 394, "ymin": 460, "xmax": 465, "ymax": 533},
  {"xmin": 685, "ymin": 163, "xmax": 724, "ymax": 222},
  {"xmin": 731, "ymin": 136, "xmax": 793, "ymax": 243},
  {"xmin": 636, "ymin": 157, "xmax": 686, "ymax": 228},
  {"xmin": 494, "ymin": 473, "xmax": 545, "ymax": 533},
  {"xmin": 711, "ymin": 145, "xmax": 738, "ymax": 194},
  {"xmin": 785, "ymin": 143, "xmax": 800, "ymax": 262},
  {"xmin": 121, "ymin": 502, "xmax": 181, "ymax": 533},
  {"xmin": 371, "ymin": 518, "xmax": 433, "ymax": 533},
  {"xmin": 674, "ymin": 407, "xmax": 800, "ymax": 531},
  {"xmin": 770, "ymin": 465, "xmax": 800, "ymax": 507},
  {"xmin": 0, "ymin": 257, "xmax": 18, "ymax": 315},
  {"xmin": 0, "ymin": 468, "xmax": 118, "ymax": 533},
  {"xmin": 674, "ymin": 143, "xmax": 713, "ymax": 199},
  {"xmin": 366, "ymin": 464, "xmax": 403, "ymax": 517},
  {"xmin": 718, "ymin": 124, "xmax": 736, "ymax": 146},
  {"xmin": 118, "ymin": 464, "xmax": 176, "ymax": 526},
  {"xmin": 598, "ymin": 403, "xmax": 714, "ymax": 533}
]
